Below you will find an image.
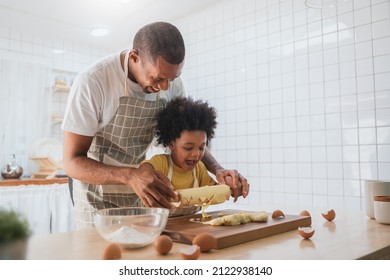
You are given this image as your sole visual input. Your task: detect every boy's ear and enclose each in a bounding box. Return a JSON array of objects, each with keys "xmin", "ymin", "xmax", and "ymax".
[{"xmin": 168, "ymin": 142, "xmax": 175, "ymax": 151}]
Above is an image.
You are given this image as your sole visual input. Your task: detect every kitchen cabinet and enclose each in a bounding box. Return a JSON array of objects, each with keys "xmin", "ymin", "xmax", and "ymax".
[{"xmin": 0, "ymin": 178, "xmax": 74, "ymax": 235}]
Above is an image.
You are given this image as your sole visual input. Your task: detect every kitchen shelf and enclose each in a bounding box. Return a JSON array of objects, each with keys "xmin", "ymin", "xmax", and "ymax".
[
  {"xmin": 0, "ymin": 177, "xmax": 68, "ymax": 187},
  {"xmin": 51, "ymin": 85, "xmax": 70, "ymax": 93},
  {"xmin": 51, "ymin": 113, "xmax": 63, "ymax": 125}
]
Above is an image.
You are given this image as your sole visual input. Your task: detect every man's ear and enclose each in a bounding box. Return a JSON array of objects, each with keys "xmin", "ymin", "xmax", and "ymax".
[{"xmin": 129, "ymin": 50, "xmax": 140, "ymax": 63}]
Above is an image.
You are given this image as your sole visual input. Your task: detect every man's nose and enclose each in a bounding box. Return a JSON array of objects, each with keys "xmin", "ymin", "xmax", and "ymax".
[{"xmin": 158, "ymin": 80, "xmax": 169, "ymax": 91}]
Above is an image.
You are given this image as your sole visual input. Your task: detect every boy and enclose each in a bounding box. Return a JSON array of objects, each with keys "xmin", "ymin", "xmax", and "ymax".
[{"xmin": 141, "ymin": 97, "xmax": 218, "ymax": 216}]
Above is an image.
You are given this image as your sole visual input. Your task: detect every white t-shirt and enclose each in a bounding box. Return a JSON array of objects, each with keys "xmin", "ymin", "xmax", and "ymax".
[{"xmin": 62, "ymin": 52, "xmax": 186, "ymax": 137}]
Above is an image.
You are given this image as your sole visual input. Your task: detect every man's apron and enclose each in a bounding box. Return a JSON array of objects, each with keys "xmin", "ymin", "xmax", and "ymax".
[
  {"xmin": 167, "ymin": 155, "xmax": 201, "ymax": 217},
  {"xmin": 73, "ymin": 51, "xmax": 165, "ymax": 229}
]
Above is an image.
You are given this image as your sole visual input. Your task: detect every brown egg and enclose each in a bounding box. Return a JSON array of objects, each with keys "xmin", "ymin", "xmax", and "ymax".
[
  {"xmin": 298, "ymin": 227, "xmax": 315, "ymax": 239},
  {"xmin": 272, "ymin": 209, "xmax": 285, "ymax": 219},
  {"xmin": 192, "ymin": 232, "xmax": 217, "ymax": 252},
  {"xmin": 102, "ymin": 243, "xmax": 121, "ymax": 260},
  {"xmin": 180, "ymin": 245, "xmax": 201, "ymax": 260},
  {"xmin": 154, "ymin": 235, "xmax": 173, "ymax": 255},
  {"xmin": 299, "ymin": 210, "xmax": 311, "ymax": 217},
  {"xmin": 322, "ymin": 209, "xmax": 336, "ymax": 221}
]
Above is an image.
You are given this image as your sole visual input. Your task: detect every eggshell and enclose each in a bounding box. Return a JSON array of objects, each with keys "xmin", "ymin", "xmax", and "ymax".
[
  {"xmin": 192, "ymin": 232, "xmax": 217, "ymax": 252},
  {"xmin": 298, "ymin": 227, "xmax": 315, "ymax": 239},
  {"xmin": 154, "ymin": 235, "xmax": 173, "ymax": 255},
  {"xmin": 322, "ymin": 209, "xmax": 336, "ymax": 221},
  {"xmin": 102, "ymin": 243, "xmax": 121, "ymax": 260},
  {"xmin": 299, "ymin": 210, "xmax": 311, "ymax": 217},
  {"xmin": 272, "ymin": 209, "xmax": 285, "ymax": 219},
  {"xmin": 180, "ymin": 245, "xmax": 201, "ymax": 260}
]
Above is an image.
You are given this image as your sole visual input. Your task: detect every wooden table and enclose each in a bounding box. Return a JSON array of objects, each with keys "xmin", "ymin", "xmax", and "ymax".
[{"xmin": 26, "ymin": 206, "xmax": 390, "ymax": 260}]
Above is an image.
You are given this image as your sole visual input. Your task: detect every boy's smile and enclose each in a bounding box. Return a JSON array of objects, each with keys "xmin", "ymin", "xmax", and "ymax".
[{"xmin": 169, "ymin": 130, "xmax": 207, "ymax": 172}]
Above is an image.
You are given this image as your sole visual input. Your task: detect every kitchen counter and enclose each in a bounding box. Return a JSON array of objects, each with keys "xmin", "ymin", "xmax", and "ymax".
[
  {"xmin": 26, "ymin": 206, "xmax": 390, "ymax": 260},
  {"xmin": 0, "ymin": 177, "xmax": 68, "ymax": 187}
]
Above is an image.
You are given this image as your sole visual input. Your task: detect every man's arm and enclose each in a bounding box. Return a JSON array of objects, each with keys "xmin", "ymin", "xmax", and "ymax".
[
  {"xmin": 62, "ymin": 131, "xmax": 176, "ymax": 208},
  {"xmin": 201, "ymin": 147, "xmax": 250, "ymax": 202}
]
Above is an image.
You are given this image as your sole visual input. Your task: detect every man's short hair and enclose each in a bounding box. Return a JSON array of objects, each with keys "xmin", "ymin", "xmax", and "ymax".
[{"xmin": 133, "ymin": 22, "xmax": 185, "ymax": 65}]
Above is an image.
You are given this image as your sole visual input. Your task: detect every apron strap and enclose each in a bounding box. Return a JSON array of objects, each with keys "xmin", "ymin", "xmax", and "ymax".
[
  {"xmin": 167, "ymin": 155, "xmax": 199, "ymax": 188},
  {"xmin": 124, "ymin": 50, "xmax": 130, "ymax": 96}
]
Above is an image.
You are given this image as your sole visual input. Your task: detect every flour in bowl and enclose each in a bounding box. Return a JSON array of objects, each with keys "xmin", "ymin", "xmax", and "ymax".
[{"xmin": 107, "ymin": 226, "xmax": 154, "ymax": 245}]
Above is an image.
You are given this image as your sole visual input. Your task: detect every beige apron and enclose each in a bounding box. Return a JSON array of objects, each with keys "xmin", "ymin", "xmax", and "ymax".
[
  {"xmin": 167, "ymin": 155, "xmax": 201, "ymax": 217},
  {"xmin": 73, "ymin": 51, "xmax": 165, "ymax": 229}
]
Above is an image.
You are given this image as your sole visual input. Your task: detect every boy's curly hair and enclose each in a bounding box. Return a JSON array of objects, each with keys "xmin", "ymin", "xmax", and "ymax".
[{"xmin": 155, "ymin": 97, "xmax": 217, "ymax": 147}]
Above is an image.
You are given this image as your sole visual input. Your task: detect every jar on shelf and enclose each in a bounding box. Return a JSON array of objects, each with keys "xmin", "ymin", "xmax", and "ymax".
[{"xmin": 54, "ymin": 76, "xmax": 67, "ymax": 87}]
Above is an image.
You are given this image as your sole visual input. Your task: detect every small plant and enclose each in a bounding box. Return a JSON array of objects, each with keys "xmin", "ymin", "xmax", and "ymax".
[{"xmin": 0, "ymin": 208, "xmax": 31, "ymax": 243}]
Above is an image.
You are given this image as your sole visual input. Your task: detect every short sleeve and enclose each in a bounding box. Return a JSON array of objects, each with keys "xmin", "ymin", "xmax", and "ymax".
[
  {"xmin": 141, "ymin": 154, "xmax": 169, "ymax": 176},
  {"xmin": 61, "ymin": 73, "xmax": 103, "ymax": 136}
]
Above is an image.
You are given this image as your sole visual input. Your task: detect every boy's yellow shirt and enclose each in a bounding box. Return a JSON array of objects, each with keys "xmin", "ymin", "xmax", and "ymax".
[{"xmin": 141, "ymin": 154, "xmax": 216, "ymax": 190}]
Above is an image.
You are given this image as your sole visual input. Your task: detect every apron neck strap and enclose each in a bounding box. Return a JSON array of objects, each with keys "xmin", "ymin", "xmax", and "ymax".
[
  {"xmin": 167, "ymin": 155, "xmax": 199, "ymax": 188},
  {"xmin": 124, "ymin": 50, "xmax": 131, "ymax": 96}
]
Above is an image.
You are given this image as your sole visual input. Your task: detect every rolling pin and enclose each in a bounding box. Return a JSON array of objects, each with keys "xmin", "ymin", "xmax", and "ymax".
[{"xmin": 171, "ymin": 185, "xmax": 231, "ymax": 207}]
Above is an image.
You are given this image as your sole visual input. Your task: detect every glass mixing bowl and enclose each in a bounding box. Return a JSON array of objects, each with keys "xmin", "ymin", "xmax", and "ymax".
[{"xmin": 93, "ymin": 207, "xmax": 169, "ymax": 249}]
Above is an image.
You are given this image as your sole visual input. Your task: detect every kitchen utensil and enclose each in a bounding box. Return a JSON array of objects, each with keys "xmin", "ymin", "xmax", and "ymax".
[
  {"xmin": 29, "ymin": 157, "xmax": 61, "ymax": 178},
  {"xmin": 364, "ymin": 180, "xmax": 390, "ymax": 219},
  {"xmin": 93, "ymin": 207, "xmax": 169, "ymax": 249},
  {"xmin": 163, "ymin": 209, "xmax": 311, "ymax": 249},
  {"xmin": 1, "ymin": 154, "xmax": 23, "ymax": 179},
  {"xmin": 171, "ymin": 185, "xmax": 230, "ymax": 207},
  {"xmin": 30, "ymin": 138, "xmax": 63, "ymax": 164},
  {"xmin": 374, "ymin": 196, "xmax": 390, "ymax": 225}
]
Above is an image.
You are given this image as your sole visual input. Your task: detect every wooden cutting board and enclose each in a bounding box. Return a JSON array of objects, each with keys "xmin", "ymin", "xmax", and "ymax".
[{"xmin": 163, "ymin": 209, "xmax": 311, "ymax": 249}]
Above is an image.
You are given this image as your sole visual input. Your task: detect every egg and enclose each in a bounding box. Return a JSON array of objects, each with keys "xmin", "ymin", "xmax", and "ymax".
[
  {"xmin": 322, "ymin": 209, "xmax": 336, "ymax": 221},
  {"xmin": 298, "ymin": 227, "xmax": 315, "ymax": 239},
  {"xmin": 272, "ymin": 209, "xmax": 285, "ymax": 219},
  {"xmin": 299, "ymin": 210, "xmax": 311, "ymax": 217},
  {"xmin": 154, "ymin": 235, "xmax": 173, "ymax": 255},
  {"xmin": 180, "ymin": 245, "xmax": 201, "ymax": 260},
  {"xmin": 102, "ymin": 243, "xmax": 121, "ymax": 260},
  {"xmin": 192, "ymin": 232, "xmax": 217, "ymax": 252}
]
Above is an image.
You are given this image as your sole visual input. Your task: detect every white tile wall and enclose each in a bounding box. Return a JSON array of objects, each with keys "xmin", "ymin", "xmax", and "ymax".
[
  {"xmin": 175, "ymin": 0, "xmax": 390, "ymax": 212},
  {"xmin": 0, "ymin": 27, "xmax": 112, "ymax": 144}
]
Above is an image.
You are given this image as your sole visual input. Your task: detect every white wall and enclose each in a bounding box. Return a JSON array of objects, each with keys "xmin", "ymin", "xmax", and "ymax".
[
  {"xmin": 175, "ymin": 0, "xmax": 390, "ymax": 212},
  {"xmin": 0, "ymin": 25, "xmax": 112, "ymax": 175}
]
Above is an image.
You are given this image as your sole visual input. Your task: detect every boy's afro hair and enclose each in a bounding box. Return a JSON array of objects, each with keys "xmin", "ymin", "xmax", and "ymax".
[{"xmin": 155, "ymin": 97, "xmax": 217, "ymax": 147}]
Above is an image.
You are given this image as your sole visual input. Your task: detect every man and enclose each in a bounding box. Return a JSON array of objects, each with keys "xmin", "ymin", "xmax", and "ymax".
[{"xmin": 62, "ymin": 22, "xmax": 249, "ymax": 229}]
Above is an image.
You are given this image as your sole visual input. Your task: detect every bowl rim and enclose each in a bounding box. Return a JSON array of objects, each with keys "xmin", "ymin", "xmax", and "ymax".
[{"xmin": 93, "ymin": 206, "xmax": 169, "ymax": 216}]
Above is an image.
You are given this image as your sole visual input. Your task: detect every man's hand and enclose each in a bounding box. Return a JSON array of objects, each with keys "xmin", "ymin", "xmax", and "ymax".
[
  {"xmin": 127, "ymin": 163, "xmax": 177, "ymax": 209},
  {"xmin": 216, "ymin": 170, "xmax": 250, "ymax": 202}
]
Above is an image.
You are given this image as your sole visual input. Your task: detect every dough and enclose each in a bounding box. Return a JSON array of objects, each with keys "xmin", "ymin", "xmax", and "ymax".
[{"xmin": 204, "ymin": 211, "xmax": 269, "ymax": 226}]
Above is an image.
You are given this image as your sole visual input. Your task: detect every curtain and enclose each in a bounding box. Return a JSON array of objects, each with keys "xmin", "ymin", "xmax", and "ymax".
[
  {"xmin": 0, "ymin": 59, "xmax": 51, "ymax": 176},
  {"xmin": 0, "ymin": 184, "xmax": 74, "ymax": 235}
]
